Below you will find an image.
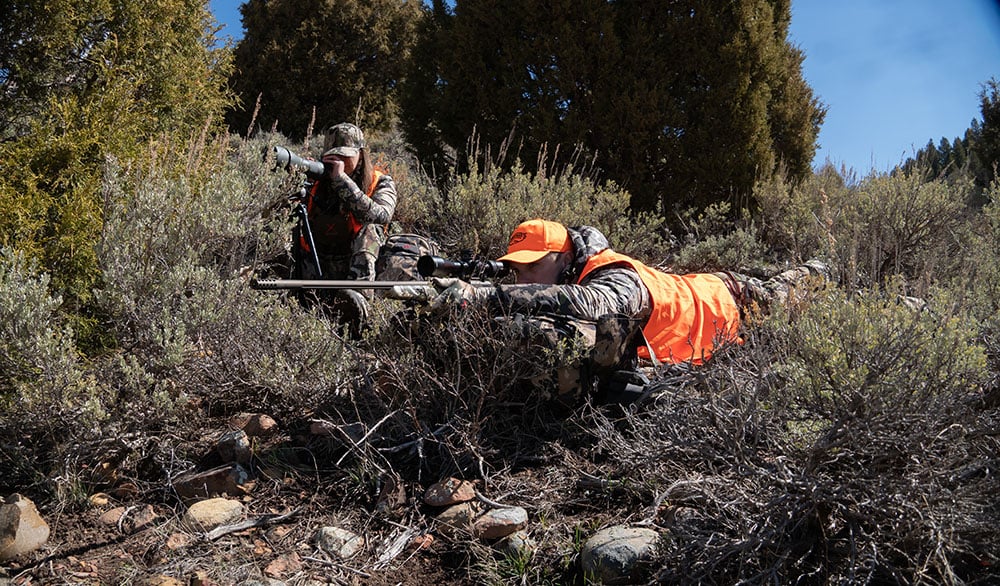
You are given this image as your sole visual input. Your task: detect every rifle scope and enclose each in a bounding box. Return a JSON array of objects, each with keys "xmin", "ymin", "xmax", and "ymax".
[
  {"xmin": 273, "ymin": 145, "xmax": 327, "ymax": 179},
  {"xmin": 417, "ymin": 255, "xmax": 510, "ymax": 280}
]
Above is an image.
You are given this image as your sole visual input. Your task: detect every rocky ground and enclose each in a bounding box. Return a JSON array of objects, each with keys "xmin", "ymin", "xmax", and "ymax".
[{"xmin": 1, "ymin": 412, "xmax": 662, "ymax": 585}]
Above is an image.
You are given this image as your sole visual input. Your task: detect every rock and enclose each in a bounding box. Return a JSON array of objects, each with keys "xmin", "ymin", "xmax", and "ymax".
[
  {"xmin": 165, "ymin": 532, "xmax": 193, "ymax": 550},
  {"xmin": 97, "ymin": 504, "xmax": 159, "ymax": 533},
  {"xmin": 423, "ymin": 477, "xmax": 477, "ymax": 507},
  {"xmin": 216, "ymin": 430, "xmax": 252, "ymax": 465},
  {"xmin": 182, "ymin": 498, "xmax": 244, "ymax": 532},
  {"xmin": 309, "ymin": 420, "xmax": 365, "ymax": 443},
  {"xmin": 0, "ymin": 494, "xmax": 50, "ymax": 561},
  {"xmin": 375, "ymin": 475, "xmax": 406, "ymax": 514},
  {"xmin": 315, "ymin": 526, "xmax": 365, "ymax": 559},
  {"xmin": 408, "ymin": 533, "xmax": 434, "ymax": 551},
  {"xmin": 89, "ymin": 493, "xmax": 111, "ymax": 507},
  {"xmin": 264, "ymin": 553, "xmax": 302, "ymax": 579},
  {"xmin": 499, "ymin": 530, "xmax": 535, "ymax": 558},
  {"xmin": 109, "ymin": 482, "xmax": 140, "ymax": 499},
  {"xmin": 580, "ymin": 525, "xmax": 661, "ymax": 585},
  {"xmin": 189, "ymin": 570, "xmax": 215, "ymax": 586},
  {"xmin": 243, "ymin": 414, "xmax": 278, "ymax": 437},
  {"xmin": 172, "ymin": 464, "xmax": 250, "ymax": 501},
  {"xmin": 472, "ymin": 506, "xmax": 528, "ymax": 540},
  {"xmin": 434, "ymin": 502, "xmax": 480, "ymax": 537}
]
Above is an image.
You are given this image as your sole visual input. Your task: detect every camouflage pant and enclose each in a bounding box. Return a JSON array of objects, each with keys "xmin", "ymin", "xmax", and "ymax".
[
  {"xmin": 297, "ymin": 223, "xmax": 386, "ymax": 283},
  {"xmin": 498, "ymin": 312, "xmax": 645, "ymax": 408},
  {"xmin": 714, "ymin": 259, "xmax": 832, "ymax": 318},
  {"xmin": 293, "ymin": 224, "xmax": 386, "ymax": 337}
]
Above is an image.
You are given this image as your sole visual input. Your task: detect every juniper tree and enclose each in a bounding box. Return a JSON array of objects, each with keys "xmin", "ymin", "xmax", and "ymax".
[
  {"xmin": 228, "ymin": 0, "xmax": 423, "ymax": 139},
  {"xmin": 0, "ymin": 0, "xmax": 233, "ymax": 344},
  {"xmin": 401, "ymin": 0, "xmax": 825, "ymax": 217}
]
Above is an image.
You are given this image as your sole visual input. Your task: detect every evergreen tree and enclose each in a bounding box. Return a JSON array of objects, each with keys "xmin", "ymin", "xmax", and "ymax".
[
  {"xmin": 901, "ymin": 78, "xmax": 998, "ymax": 204},
  {"xmin": 401, "ymin": 0, "xmax": 825, "ymax": 214},
  {"xmin": 398, "ymin": 0, "xmax": 453, "ymax": 173},
  {"xmin": 976, "ymin": 78, "xmax": 1000, "ymax": 185},
  {"xmin": 228, "ymin": 0, "xmax": 423, "ymax": 140},
  {"xmin": 1, "ymin": 0, "xmax": 231, "ymax": 138},
  {"xmin": 951, "ymin": 135, "xmax": 967, "ymax": 171},
  {"xmin": 0, "ymin": 0, "xmax": 233, "ymax": 330}
]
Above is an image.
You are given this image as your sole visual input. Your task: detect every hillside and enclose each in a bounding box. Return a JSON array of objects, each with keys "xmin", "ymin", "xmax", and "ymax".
[{"xmin": 2, "ymin": 132, "xmax": 999, "ymax": 585}]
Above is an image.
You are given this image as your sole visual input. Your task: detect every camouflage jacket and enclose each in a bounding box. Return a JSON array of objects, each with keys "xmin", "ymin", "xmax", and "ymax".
[
  {"xmin": 322, "ymin": 170, "xmax": 397, "ymax": 226},
  {"xmin": 309, "ymin": 170, "xmax": 397, "ymax": 250},
  {"xmin": 493, "ymin": 225, "xmax": 652, "ymax": 323}
]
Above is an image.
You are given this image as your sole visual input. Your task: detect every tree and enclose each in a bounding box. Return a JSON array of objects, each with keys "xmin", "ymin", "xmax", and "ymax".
[
  {"xmin": 900, "ymin": 78, "xmax": 999, "ymax": 205},
  {"xmin": 0, "ymin": 0, "xmax": 233, "ymax": 325},
  {"xmin": 0, "ymin": 0, "xmax": 232, "ymax": 139},
  {"xmin": 976, "ymin": 78, "xmax": 1000, "ymax": 185},
  {"xmin": 228, "ymin": 0, "xmax": 423, "ymax": 140},
  {"xmin": 401, "ymin": 0, "xmax": 825, "ymax": 215}
]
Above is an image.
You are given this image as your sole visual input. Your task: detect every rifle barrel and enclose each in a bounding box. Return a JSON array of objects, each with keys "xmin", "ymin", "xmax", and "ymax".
[
  {"xmin": 251, "ymin": 278, "xmax": 422, "ymax": 290},
  {"xmin": 250, "ymin": 278, "xmax": 494, "ymax": 291}
]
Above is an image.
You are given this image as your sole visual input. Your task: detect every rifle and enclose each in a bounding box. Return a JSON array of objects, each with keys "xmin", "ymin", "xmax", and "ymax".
[
  {"xmin": 249, "ymin": 276, "xmax": 498, "ymax": 307},
  {"xmin": 250, "ymin": 254, "xmax": 507, "ymax": 293},
  {"xmin": 250, "ymin": 278, "xmax": 457, "ymax": 291},
  {"xmin": 250, "ymin": 277, "xmax": 493, "ymax": 291}
]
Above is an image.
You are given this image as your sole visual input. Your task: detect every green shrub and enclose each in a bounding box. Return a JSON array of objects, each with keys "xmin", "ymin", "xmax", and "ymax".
[
  {"xmin": 416, "ymin": 157, "xmax": 670, "ymax": 263},
  {"xmin": 578, "ymin": 286, "xmax": 995, "ymax": 583},
  {"xmin": 94, "ymin": 132, "xmax": 357, "ymax": 423},
  {"xmin": 832, "ymin": 168, "xmax": 971, "ymax": 294},
  {"xmin": 777, "ymin": 286, "xmax": 987, "ymax": 425},
  {"xmin": 0, "ymin": 249, "xmax": 85, "ymax": 411},
  {"xmin": 671, "ymin": 202, "xmax": 764, "ymax": 272},
  {"xmin": 753, "ymin": 163, "xmax": 846, "ymax": 262}
]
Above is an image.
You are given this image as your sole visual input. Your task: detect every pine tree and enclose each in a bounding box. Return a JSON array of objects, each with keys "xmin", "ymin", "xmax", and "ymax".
[
  {"xmin": 901, "ymin": 78, "xmax": 998, "ymax": 204},
  {"xmin": 228, "ymin": 0, "xmax": 423, "ymax": 140},
  {"xmin": 976, "ymin": 78, "xmax": 1000, "ymax": 185}
]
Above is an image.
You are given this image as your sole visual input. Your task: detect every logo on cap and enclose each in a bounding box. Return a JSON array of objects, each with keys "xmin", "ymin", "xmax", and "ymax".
[{"xmin": 508, "ymin": 231, "xmax": 528, "ymax": 246}]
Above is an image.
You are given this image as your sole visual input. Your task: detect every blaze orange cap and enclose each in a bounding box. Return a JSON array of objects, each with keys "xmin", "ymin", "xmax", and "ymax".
[{"xmin": 496, "ymin": 219, "xmax": 572, "ymax": 264}]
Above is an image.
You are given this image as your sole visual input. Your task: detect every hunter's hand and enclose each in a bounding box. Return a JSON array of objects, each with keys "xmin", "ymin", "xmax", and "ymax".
[
  {"xmin": 428, "ymin": 278, "xmax": 483, "ymax": 310},
  {"xmin": 322, "ymin": 155, "xmax": 347, "ymax": 180}
]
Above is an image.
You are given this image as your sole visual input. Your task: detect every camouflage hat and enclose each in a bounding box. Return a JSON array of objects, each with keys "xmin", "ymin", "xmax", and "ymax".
[
  {"xmin": 323, "ymin": 123, "xmax": 365, "ymax": 157},
  {"xmin": 497, "ymin": 219, "xmax": 572, "ymax": 264}
]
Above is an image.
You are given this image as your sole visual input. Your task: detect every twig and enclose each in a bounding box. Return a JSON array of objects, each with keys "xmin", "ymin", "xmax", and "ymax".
[
  {"xmin": 474, "ymin": 489, "xmax": 517, "ymax": 509},
  {"xmin": 117, "ymin": 505, "xmax": 137, "ymax": 534},
  {"xmin": 204, "ymin": 508, "xmax": 301, "ymax": 540},
  {"xmin": 577, "ymin": 470, "xmax": 625, "ymax": 491},
  {"xmin": 379, "ymin": 422, "xmax": 453, "ymax": 454},
  {"xmin": 334, "ymin": 409, "xmax": 400, "ymax": 467}
]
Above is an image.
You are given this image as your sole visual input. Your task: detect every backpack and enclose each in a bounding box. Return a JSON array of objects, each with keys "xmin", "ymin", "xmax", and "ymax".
[{"xmin": 375, "ymin": 233, "xmax": 441, "ymax": 281}]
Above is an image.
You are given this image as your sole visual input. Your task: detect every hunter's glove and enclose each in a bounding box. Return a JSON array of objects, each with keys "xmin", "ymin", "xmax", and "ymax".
[
  {"xmin": 387, "ymin": 278, "xmax": 495, "ymax": 311},
  {"xmin": 427, "ymin": 278, "xmax": 488, "ymax": 310},
  {"xmin": 387, "ymin": 283, "xmax": 437, "ymax": 303}
]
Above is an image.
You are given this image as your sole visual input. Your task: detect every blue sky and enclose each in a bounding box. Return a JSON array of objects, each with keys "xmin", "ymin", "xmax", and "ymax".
[
  {"xmin": 789, "ymin": 1, "xmax": 1000, "ymax": 175},
  {"xmin": 209, "ymin": 0, "xmax": 1000, "ymax": 176}
]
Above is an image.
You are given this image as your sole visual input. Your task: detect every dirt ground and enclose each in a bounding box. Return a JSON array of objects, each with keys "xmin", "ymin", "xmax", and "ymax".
[{"xmin": 1, "ymin": 423, "xmax": 596, "ymax": 586}]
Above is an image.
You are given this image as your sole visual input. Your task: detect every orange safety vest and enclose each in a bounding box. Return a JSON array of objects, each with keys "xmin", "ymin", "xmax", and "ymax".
[
  {"xmin": 302, "ymin": 168, "xmax": 384, "ymax": 253},
  {"xmin": 578, "ymin": 250, "xmax": 741, "ymax": 365}
]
